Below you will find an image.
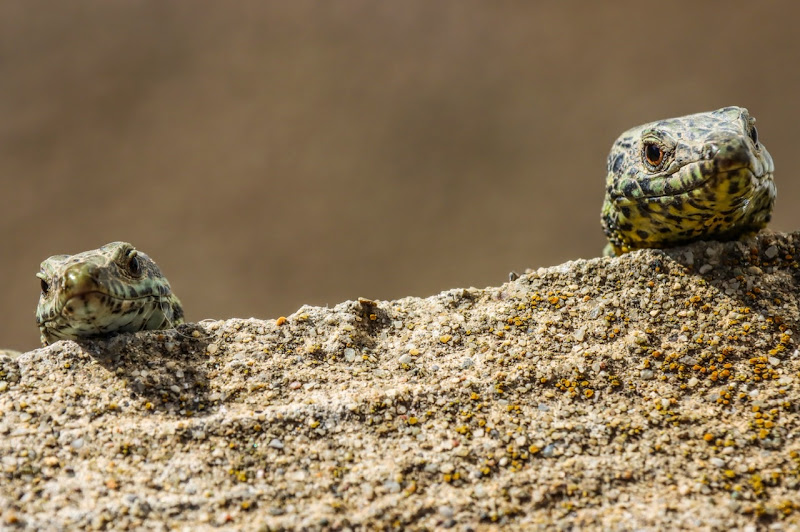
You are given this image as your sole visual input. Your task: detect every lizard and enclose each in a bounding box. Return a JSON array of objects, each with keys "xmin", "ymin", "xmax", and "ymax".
[
  {"xmin": 35, "ymin": 109, "xmax": 776, "ymax": 340},
  {"xmin": 504, "ymin": 106, "xmax": 775, "ymax": 281},
  {"xmin": 601, "ymin": 106, "xmax": 775, "ymax": 256},
  {"xmin": 36, "ymin": 242, "xmax": 184, "ymax": 346}
]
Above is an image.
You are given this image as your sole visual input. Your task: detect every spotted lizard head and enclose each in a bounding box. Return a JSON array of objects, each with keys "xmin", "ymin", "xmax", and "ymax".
[
  {"xmin": 601, "ymin": 106, "xmax": 775, "ymax": 256},
  {"xmin": 36, "ymin": 242, "xmax": 184, "ymax": 346}
]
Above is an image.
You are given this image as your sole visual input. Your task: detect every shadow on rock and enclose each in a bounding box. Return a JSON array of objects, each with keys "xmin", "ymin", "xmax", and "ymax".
[
  {"xmin": 353, "ymin": 297, "xmax": 391, "ymax": 341},
  {"xmin": 80, "ymin": 323, "xmax": 212, "ymax": 416}
]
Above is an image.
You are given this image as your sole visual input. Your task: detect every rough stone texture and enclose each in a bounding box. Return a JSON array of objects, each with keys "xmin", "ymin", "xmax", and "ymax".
[{"xmin": 2, "ymin": 232, "xmax": 800, "ymax": 530}]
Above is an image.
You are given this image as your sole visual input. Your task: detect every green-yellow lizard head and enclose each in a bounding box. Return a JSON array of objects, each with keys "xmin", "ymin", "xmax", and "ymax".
[
  {"xmin": 601, "ymin": 106, "xmax": 775, "ymax": 256},
  {"xmin": 36, "ymin": 242, "xmax": 183, "ymax": 345}
]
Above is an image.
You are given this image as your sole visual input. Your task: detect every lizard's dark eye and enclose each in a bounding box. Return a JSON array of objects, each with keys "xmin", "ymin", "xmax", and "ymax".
[
  {"xmin": 643, "ymin": 142, "xmax": 665, "ymax": 169},
  {"xmin": 749, "ymin": 125, "xmax": 758, "ymax": 146},
  {"xmin": 40, "ymin": 279, "xmax": 49, "ymax": 294},
  {"xmin": 127, "ymin": 254, "xmax": 141, "ymax": 276}
]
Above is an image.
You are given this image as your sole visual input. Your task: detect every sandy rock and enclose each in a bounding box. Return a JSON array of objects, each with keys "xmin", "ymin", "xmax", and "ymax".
[{"xmin": 2, "ymin": 232, "xmax": 800, "ymax": 530}]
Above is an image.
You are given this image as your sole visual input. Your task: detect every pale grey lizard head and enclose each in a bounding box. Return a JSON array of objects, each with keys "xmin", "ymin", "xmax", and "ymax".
[
  {"xmin": 601, "ymin": 106, "xmax": 775, "ymax": 256},
  {"xmin": 36, "ymin": 242, "xmax": 184, "ymax": 346}
]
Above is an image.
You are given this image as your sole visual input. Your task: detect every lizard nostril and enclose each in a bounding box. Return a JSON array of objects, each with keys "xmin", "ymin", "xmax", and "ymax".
[
  {"xmin": 702, "ymin": 143, "xmax": 719, "ymax": 160},
  {"xmin": 63, "ymin": 264, "xmax": 98, "ymax": 292}
]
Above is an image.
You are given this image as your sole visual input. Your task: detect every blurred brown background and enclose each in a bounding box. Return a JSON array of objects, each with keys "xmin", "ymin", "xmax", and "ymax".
[{"xmin": 2, "ymin": 1, "xmax": 798, "ymax": 350}]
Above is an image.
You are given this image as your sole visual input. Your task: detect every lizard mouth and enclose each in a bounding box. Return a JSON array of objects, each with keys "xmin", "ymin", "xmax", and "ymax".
[
  {"xmin": 42, "ymin": 260, "xmax": 166, "ymax": 323},
  {"xmin": 613, "ymin": 143, "xmax": 773, "ymax": 203},
  {"xmin": 58, "ymin": 291, "xmax": 154, "ymax": 321},
  {"xmin": 635, "ymin": 164, "xmax": 764, "ymax": 201},
  {"xmin": 40, "ymin": 292, "xmax": 167, "ymax": 341}
]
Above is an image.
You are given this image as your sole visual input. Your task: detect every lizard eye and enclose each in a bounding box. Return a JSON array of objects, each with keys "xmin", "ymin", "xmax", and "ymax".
[
  {"xmin": 643, "ymin": 142, "xmax": 665, "ymax": 169},
  {"xmin": 749, "ymin": 125, "xmax": 758, "ymax": 146},
  {"xmin": 40, "ymin": 278, "xmax": 49, "ymax": 294},
  {"xmin": 126, "ymin": 252, "xmax": 142, "ymax": 276},
  {"xmin": 128, "ymin": 255, "xmax": 141, "ymax": 275}
]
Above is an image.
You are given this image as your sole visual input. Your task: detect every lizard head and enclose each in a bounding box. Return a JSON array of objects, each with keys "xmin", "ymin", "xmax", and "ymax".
[
  {"xmin": 601, "ymin": 106, "xmax": 775, "ymax": 256},
  {"xmin": 36, "ymin": 242, "xmax": 183, "ymax": 345}
]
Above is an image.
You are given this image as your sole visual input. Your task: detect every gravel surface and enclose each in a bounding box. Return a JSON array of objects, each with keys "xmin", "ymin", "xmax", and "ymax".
[{"xmin": 2, "ymin": 232, "xmax": 800, "ymax": 530}]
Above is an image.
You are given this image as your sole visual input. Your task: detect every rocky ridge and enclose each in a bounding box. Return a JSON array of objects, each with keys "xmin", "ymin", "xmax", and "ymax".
[{"xmin": 1, "ymin": 232, "xmax": 800, "ymax": 530}]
